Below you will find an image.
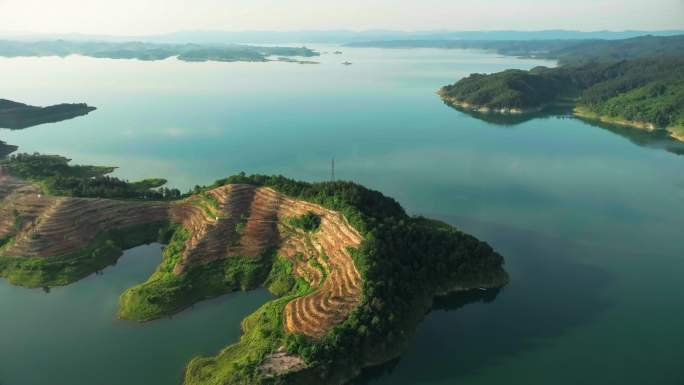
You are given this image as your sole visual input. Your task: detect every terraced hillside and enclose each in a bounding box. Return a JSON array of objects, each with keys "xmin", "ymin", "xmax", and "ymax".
[
  {"xmin": 161, "ymin": 184, "xmax": 363, "ymax": 338},
  {"xmin": 0, "ymin": 167, "xmax": 508, "ymax": 385},
  {"xmin": 0, "ymin": 167, "xmax": 166, "ymax": 255},
  {"xmin": 0, "ymin": 165, "xmax": 172, "ymax": 286}
]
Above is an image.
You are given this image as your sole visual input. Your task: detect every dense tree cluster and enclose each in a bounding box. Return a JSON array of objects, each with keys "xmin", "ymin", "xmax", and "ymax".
[{"xmin": 1, "ymin": 153, "xmax": 180, "ymax": 200}]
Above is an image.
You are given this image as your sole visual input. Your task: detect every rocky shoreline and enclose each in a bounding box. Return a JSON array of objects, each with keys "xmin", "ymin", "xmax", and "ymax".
[{"xmin": 438, "ymin": 89, "xmax": 545, "ymax": 115}]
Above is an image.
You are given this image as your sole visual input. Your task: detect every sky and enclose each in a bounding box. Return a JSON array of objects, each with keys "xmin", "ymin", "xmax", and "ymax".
[{"xmin": 0, "ymin": 0, "xmax": 683, "ymax": 36}]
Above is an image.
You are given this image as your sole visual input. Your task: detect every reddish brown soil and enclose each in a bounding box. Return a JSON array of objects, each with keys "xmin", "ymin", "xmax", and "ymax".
[{"xmin": 1, "ymin": 175, "xmax": 363, "ymax": 339}]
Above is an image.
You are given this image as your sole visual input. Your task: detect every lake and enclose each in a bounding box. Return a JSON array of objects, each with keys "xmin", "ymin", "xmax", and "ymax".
[{"xmin": 1, "ymin": 46, "xmax": 683, "ymax": 385}]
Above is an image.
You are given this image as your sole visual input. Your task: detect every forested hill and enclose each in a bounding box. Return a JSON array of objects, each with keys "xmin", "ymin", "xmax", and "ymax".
[
  {"xmin": 0, "ymin": 99, "xmax": 96, "ymax": 130},
  {"xmin": 438, "ymin": 35, "xmax": 684, "ymax": 140},
  {"xmin": 348, "ymin": 34, "xmax": 684, "ymax": 65},
  {"xmin": 548, "ymin": 35, "xmax": 684, "ymax": 65}
]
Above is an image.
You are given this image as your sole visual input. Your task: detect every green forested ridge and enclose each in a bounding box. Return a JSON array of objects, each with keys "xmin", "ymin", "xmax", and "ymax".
[
  {"xmin": 439, "ymin": 68, "xmax": 575, "ymax": 110},
  {"xmin": 0, "ymin": 98, "xmax": 95, "ymax": 130},
  {"xmin": 0, "ymin": 40, "xmax": 318, "ymax": 63},
  {"xmin": 348, "ymin": 34, "xmax": 684, "ymax": 65},
  {"xmin": 441, "ymin": 58, "xmax": 684, "ymax": 133},
  {"xmin": 1, "ymin": 153, "xmax": 181, "ymax": 200}
]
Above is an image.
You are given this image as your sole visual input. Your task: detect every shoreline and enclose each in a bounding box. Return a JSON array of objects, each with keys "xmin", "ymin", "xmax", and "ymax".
[
  {"xmin": 573, "ymin": 107, "xmax": 684, "ymax": 143},
  {"xmin": 284, "ymin": 268, "xmax": 510, "ymax": 385},
  {"xmin": 436, "ymin": 89, "xmax": 684, "ymax": 143},
  {"xmin": 437, "ymin": 89, "xmax": 545, "ymax": 115}
]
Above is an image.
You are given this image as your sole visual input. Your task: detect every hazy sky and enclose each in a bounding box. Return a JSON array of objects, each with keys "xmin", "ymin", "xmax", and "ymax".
[{"xmin": 1, "ymin": 0, "xmax": 683, "ymax": 35}]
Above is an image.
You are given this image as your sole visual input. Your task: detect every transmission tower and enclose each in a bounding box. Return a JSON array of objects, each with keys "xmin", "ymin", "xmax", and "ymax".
[{"xmin": 331, "ymin": 158, "xmax": 335, "ymax": 182}]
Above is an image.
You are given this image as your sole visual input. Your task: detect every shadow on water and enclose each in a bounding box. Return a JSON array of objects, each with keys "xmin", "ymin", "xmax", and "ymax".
[
  {"xmin": 352, "ymin": 215, "xmax": 614, "ymax": 385},
  {"xmin": 351, "ymin": 289, "xmax": 504, "ymax": 385},
  {"xmin": 447, "ymin": 101, "xmax": 684, "ymax": 156},
  {"xmin": 576, "ymin": 117, "xmax": 684, "ymax": 156},
  {"xmin": 444, "ymin": 102, "xmax": 574, "ymax": 126}
]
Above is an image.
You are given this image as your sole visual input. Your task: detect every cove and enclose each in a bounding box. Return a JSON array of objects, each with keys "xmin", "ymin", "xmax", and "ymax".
[{"xmin": 0, "ymin": 244, "xmax": 273, "ymax": 385}]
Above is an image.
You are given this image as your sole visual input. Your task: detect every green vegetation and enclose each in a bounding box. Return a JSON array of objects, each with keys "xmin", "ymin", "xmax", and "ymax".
[
  {"xmin": 0, "ymin": 220, "xmax": 172, "ymax": 288},
  {"xmin": 1, "ymin": 153, "xmax": 181, "ymax": 200},
  {"xmin": 441, "ymin": 58, "xmax": 684, "ymax": 135},
  {"xmin": 0, "ymin": 98, "xmax": 95, "ymax": 130},
  {"xmin": 185, "ymin": 275, "xmax": 313, "ymax": 385},
  {"xmin": 440, "ymin": 68, "xmax": 576, "ymax": 110},
  {"xmin": 0, "ymin": 40, "xmax": 319, "ymax": 63},
  {"xmin": 285, "ymin": 212, "xmax": 321, "ymax": 232}
]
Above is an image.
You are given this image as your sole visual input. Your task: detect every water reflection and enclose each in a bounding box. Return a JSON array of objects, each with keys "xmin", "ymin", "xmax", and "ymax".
[
  {"xmin": 576, "ymin": 117, "xmax": 684, "ymax": 156},
  {"xmin": 351, "ymin": 288, "xmax": 504, "ymax": 385},
  {"xmin": 353, "ymin": 216, "xmax": 613, "ymax": 385},
  {"xmin": 447, "ymin": 102, "xmax": 684, "ymax": 156},
  {"xmin": 443, "ymin": 102, "xmax": 574, "ymax": 126}
]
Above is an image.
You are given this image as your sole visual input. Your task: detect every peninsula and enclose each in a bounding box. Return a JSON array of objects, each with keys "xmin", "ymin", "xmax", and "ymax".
[
  {"xmin": 0, "ymin": 153, "xmax": 508, "ymax": 385},
  {"xmin": 436, "ymin": 35, "xmax": 684, "ymax": 141},
  {"xmin": 0, "ymin": 99, "xmax": 96, "ymax": 130}
]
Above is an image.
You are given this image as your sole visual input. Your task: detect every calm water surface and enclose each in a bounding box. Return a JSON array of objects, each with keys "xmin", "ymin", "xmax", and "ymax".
[{"xmin": 1, "ymin": 46, "xmax": 683, "ymax": 385}]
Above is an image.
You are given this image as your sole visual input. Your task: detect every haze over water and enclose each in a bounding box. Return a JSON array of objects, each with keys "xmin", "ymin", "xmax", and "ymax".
[{"xmin": 1, "ymin": 46, "xmax": 683, "ymax": 385}]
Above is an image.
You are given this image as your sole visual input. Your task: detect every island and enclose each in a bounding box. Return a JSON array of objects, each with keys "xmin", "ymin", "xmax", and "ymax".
[
  {"xmin": 0, "ymin": 140, "xmax": 17, "ymax": 157},
  {"xmin": 0, "ymin": 153, "xmax": 508, "ymax": 385},
  {"xmin": 0, "ymin": 99, "xmax": 96, "ymax": 130},
  {"xmin": 0, "ymin": 40, "xmax": 319, "ymax": 63},
  {"xmin": 436, "ymin": 35, "xmax": 684, "ymax": 142}
]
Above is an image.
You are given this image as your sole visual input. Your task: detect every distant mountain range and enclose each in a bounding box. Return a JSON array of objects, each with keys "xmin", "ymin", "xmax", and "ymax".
[{"xmin": 1, "ymin": 29, "xmax": 683, "ymax": 44}]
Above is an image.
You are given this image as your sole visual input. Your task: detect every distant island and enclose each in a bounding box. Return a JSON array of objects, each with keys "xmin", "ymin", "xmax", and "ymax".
[
  {"xmin": 0, "ymin": 40, "xmax": 319, "ymax": 63},
  {"xmin": 0, "ymin": 153, "xmax": 507, "ymax": 385},
  {"xmin": 436, "ymin": 35, "xmax": 684, "ymax": 141},
  {"xmin": 0, "ymin": 99, "xmax": 96, "ymax": 130}
]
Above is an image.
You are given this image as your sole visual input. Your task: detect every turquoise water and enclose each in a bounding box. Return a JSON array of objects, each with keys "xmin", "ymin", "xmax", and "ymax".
[{"xmin": 1, "ymin": 46, "xmax": 683, "ymax": 385}]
